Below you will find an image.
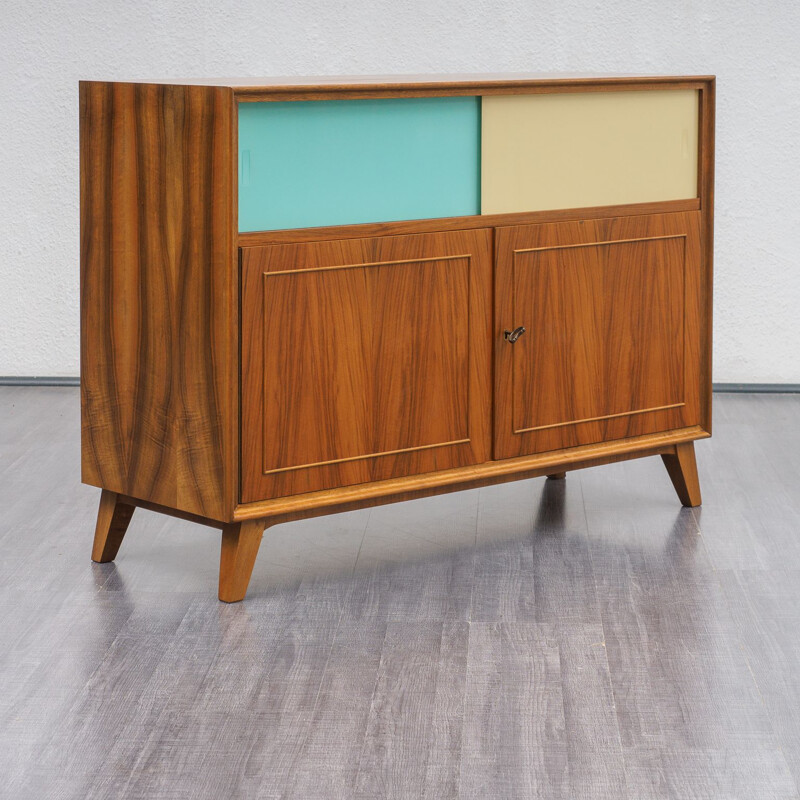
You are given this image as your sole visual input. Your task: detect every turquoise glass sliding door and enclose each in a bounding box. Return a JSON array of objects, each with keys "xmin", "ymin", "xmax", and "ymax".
[{"xmin": 238, "ymin": 97, "xmax": 480, "ymax": 232}]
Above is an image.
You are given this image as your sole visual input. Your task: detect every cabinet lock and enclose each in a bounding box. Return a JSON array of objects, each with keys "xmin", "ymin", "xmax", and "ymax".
[{"xmin": 504, "ymin": 326, "xmax": 526, "ymax": 343}]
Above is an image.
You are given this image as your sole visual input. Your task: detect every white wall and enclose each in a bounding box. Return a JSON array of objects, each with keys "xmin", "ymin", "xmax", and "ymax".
[{"xmin": 1, "ymin": 0, "xmax": 798, "ymax": 382}]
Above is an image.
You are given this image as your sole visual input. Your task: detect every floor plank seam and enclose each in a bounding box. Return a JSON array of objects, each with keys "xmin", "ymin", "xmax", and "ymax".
[
  {"xmin": 351, "ymin": 622, "xmax": 391, "ymax": 794},
  {"xmin": 88, "ymin": 609, "xmax": 205, "ymax": 799},
  {"xmin": 350, "ymin": 508, "xmax": 373, "ymax": 579},
  {"xmin": 717, "ymin": 570, "xmax": 800, "ymax": 800},
  {"xmin": 465, "ymin": 488, "xmax": 481, "ymax": 626},
  {"xmin": 455, "ymin": 490, "xmax": 479, "ymax": 799},
  {"xmin": 274, "ymin": 581, "xmax": 356, "ymax": 795},
  {"xmin": 457, "ymin": 617, "xmax": 476, "ymax": 800},
  {"xmin": 452, "ymin": 491, "xmax": 478, "ymax": 798},
  {"xmin": 579, "ymin": 472, "xmax": 633, "ymax": 800},
  {"xmin": 26, "ymin": 590, "xmax": 143, "ymax": 769}
]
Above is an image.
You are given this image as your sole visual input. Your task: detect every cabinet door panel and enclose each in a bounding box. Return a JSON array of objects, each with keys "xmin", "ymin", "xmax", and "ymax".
[
  {"xmin": 241, "ymin": 230, "xmax": 492, "ymax": 502},
  {"xmin": 494, "ymin": 212, "xmax": 702, "ymax": 459}
]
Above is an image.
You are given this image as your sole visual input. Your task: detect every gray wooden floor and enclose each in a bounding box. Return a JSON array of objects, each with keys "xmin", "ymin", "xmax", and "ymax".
[{"xmin": 2, "ymin": 388, "xmax": 800, "ymax": 799}]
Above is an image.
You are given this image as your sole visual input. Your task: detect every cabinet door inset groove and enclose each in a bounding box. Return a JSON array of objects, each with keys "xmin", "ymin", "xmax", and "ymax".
[
  {"xmin": 512, "ymin": 234, "xmax": 688, "ymax": 255},
  {"xmin": 259, "ymin": 259, "xmax": 473, "ymax": 473},
  {"xmin": 513, "ymin": 402, "xmax": 686, "ymax": 434},
  {"xmin": 260, "ymin": 439, "xmax": 473, "ymax": 474},
  {"xmin": 262, "ymin": 253, "xmax": 471, "ymax": 276}
]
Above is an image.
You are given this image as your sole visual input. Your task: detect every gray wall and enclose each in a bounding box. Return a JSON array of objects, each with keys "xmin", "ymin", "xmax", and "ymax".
[{"xmin": 2, "ymin": 0, "xmax": 798, "ymax": 381}]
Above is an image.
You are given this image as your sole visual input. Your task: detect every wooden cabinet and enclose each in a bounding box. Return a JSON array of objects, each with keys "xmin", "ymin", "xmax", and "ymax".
[{"xmin": 81, "ymin": 74, "xmax": 715, "ymax": 602}]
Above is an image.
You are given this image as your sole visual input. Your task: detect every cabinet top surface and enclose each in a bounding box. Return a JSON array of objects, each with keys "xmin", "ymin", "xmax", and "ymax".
[{"xmin": 80, "ymin": 72, "xmax": 715, "ymax": 98}]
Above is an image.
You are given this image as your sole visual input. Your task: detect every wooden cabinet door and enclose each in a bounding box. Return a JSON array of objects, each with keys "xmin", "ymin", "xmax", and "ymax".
[
  {"xmin": 494, "ymin": 211, "xmax": 703, "ymax": 459},
  {"xmin": 241, "ymin": 229, "xmax": 492, "ymax": 502}
]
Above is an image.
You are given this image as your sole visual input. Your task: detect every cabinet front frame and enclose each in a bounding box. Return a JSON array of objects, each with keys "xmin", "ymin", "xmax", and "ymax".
[{"xmin": 232, "ymin": 76, "xmax": 714, "ymax": 518}]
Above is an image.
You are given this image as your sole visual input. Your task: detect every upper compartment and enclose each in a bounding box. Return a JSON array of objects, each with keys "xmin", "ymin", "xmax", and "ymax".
[
  {"xmin": 237, "ymin": 84, "xmax": 702, "ymax": 233},
  {"xmin": 238, "ymin": 96, "xmax": 480, "ymax": 232},
  {"xmin": 481, "ymin": 89, "xmax": 699, "ymax": 214}
]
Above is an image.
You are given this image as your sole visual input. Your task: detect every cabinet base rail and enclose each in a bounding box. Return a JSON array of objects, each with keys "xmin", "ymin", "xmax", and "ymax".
[{"xmin": 91, "ymin": 437, "xmax": 703, "ymax": 603}]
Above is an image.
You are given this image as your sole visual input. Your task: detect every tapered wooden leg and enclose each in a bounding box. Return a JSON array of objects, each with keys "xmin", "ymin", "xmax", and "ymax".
[
  {"xmin": 661, "ymin": 442, "xmax": 702, "ymax": 507},
  {"xmin": 91, "ymin": 490, "xmax": 136, "ymax": 562},
  {"xmin": 546, "ymin": 472, "xmax": 567, "ymax": 480},
  {"xmin": 219, "ymin": 520, "xmax": 266, "ymax": 603}
]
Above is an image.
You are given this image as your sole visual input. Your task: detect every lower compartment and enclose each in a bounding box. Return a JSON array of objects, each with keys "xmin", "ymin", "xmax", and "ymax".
[{"xmin": 240, "ymin": 210, "xmax": 705, "ymax": 504}]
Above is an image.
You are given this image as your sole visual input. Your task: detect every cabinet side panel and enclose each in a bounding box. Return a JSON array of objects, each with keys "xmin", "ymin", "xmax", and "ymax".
[{"xmin": 80, "ymin": 82, "xmax": 237, "ymax": 521}]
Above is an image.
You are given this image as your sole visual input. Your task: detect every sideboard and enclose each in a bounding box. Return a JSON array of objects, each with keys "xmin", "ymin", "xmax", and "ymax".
[{"xmin": 80, "ymin": 73, "xmax": 715, "ymax": 601}]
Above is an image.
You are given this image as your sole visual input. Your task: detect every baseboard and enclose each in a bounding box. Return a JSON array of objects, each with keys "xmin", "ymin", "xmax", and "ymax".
[
  {"xmin": 0, "ymin": 376, "xmax": 80, "ymax": 386},
  {"xmin": 1, "ymin": 377, "xmax": 798, "ymax": 393},
  {"xmin": 713, "ymin": 383, "xmax": 800, "ymax": 393}
]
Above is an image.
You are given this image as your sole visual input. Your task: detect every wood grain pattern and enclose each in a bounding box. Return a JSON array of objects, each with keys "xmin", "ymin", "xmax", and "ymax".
[
  {"xmin": 133, "ymin": 73, "xmax": 714, "ymax": 88},
  {"xmin": 233, "ymin": 426, "xmax": 709, "ymax": 523},
  {"xmin": 218, "ymin": 519, "xmax": 266, "ymax": 602},
  {"xmin": 355, "ymin": 619, "xmax": 468, "ymax": 798},
  {"xmin": 698, "ymin": 80, "xmax": 716, "ymax": 434},
  {"xmin": 80, "ymin": 81, "xmax": 237, "ymax": 522},
  {"xmin": 236, "ymin": 199, "xmax": 701, "ymax": 246},
  {"xmin": 661, "ymin": 441, "xmax": 702, "ymax": 507},
  {"xmin": 118, "ymin": 495, "xmax": 226, "ymax": 530},
  {"xmin": 461, "ymin": 623, "xmax": 568, "ymax": 798},
  {"xmin": 240, "ymin": 230, "xmax": 493, "ymax": 501},
  {"xmin": 225, "ymin": 74, "xmax": 712, "ymax": 102},
  {"xmin": 90, "ymin": 489, "xmax": 135, "ymax": 562},
  {"xmin": 494, "ymin": 211, "xmax": 704, "ymax": 459},
  {"xmin": 720, "ymin": 568, "xmax": 800, "ymax": 793}
]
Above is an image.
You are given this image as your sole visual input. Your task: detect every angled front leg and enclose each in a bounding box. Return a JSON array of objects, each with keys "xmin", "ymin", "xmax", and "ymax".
[
  {"xmin": 91, "ymin": 490, "xmax": 136, "ymax": 562},
  {"xmin": 661, "ymin": 442, "xmax": 702, "ymax": 507},
  {"xmin": 219, "ymin": 519, "xmax": 267, "ymax": 603}
]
